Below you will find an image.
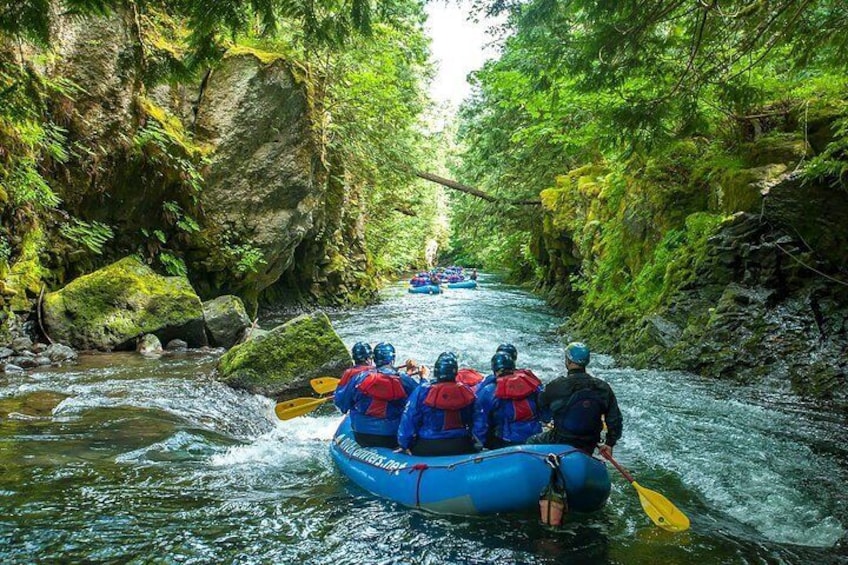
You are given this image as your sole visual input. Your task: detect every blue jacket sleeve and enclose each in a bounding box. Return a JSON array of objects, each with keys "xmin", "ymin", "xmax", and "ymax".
[
  {"xmin": 398, "ymin": 387, "xmax": 424, "ymax": 449},
  {"xmin": 399, "ymin": 373, "xmax": 420, "ymax": 395},
  {"xmin": 472, "ymin": 385, "xmax": 495, "ymax": 444},
  {"xmin": 334, "ymin": 372, "xmax": 359, "ymax": 414}
]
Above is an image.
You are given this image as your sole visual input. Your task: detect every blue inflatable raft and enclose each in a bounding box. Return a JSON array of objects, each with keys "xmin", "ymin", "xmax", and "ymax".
[
  {"xmin": 408, "ymin": 284, "xmax": 442, "ymax": 294},
  {"xmin": 330, "ymin": 417, "xmax": 610, "ymax": 515},
  {"xmin": 447, "ymin": 280, "xmax": 477, "ymax": 290}
]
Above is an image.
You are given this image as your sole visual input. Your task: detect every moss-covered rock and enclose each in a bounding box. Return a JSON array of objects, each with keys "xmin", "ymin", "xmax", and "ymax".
[
  {"xmin": 216, "ymin": 311, "xmax": 351, "ymax": 399},
  {"xmin": 43, "ymin": 256, "xmax": 205, "ymax": 351},
  {"xmin": 202, "ymin": 295, "xmax": 251, "ymax": 348}
]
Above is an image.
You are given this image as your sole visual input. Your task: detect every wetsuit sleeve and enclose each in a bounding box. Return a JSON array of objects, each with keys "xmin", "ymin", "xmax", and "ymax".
[
  {"xmin": 603, "ymin": 385, "xmax": 623, "ymax": 447},
  {"xmin": 536, "ymin": 384, "xmax": 552, "ymax": 423},
  {"xmin": 472, "ymin": 385, "xmax": 494, "ymax": 444},
  {"xmin": 334, "ymin": 371, "xmax": 359, "ymax": 414},
  {"xmin": 397, "ymin": 387, "xmax": 423, "ymax": 450}
]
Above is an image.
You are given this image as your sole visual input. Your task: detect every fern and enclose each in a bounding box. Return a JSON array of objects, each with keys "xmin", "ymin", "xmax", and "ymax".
[{"xmin": 58, "ymin": 219, "xmax": 114, "ymax": 255}]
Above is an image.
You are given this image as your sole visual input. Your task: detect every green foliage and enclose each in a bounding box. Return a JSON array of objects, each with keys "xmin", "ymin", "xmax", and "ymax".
[
  {"xmin": 158, "ymin": 251, "xmax": 188, "ymax": 277},
  {"xmin": 59, "ymin": 219, "xmax": 114, "ymax": 255},
  {"xmin": 806, "ymin": 114, "xmax": 848, "ymax": 189}
]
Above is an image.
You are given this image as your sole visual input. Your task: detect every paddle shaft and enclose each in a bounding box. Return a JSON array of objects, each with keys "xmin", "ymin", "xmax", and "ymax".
[{"xmin": 601, "ymin": 452, "xmax": 636, "ymax": 483}]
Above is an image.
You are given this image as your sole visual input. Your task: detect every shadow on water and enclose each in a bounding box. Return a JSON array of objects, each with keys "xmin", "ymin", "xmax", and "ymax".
[{"xmin": 1, "ymin": 273, "xmax": 846, "ymax": 563}]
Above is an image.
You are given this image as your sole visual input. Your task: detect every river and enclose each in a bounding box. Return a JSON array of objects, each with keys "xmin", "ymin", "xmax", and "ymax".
[{"xmin": 1, "ymin": 274, "xmax": 846, "ymax": 563}]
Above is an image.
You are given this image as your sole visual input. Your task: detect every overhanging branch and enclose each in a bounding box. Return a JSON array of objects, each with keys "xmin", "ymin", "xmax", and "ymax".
[{"xmin": 415, "ymin": 171, "xmax": 541, "ymax": 206}]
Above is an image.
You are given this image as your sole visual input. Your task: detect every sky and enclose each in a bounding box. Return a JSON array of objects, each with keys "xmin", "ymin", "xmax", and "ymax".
[{"xmin": 424, "ymin": 1, "xmax": 504, "ymax": 110}]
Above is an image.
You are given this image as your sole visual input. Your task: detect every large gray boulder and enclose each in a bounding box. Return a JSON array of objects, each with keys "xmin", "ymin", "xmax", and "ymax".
[
  {"xmin": 43, "ymin": 256, "xmax": 206, "ymax": 351},
  {"xmin": 192, "ymin": 52, "xmax": 323, "ymax": 301},
  {"xmin": 216, "ymin": 311, "xmax": 351, "ymax": 399},
  {"xmin": 203, "ymin": 295, "xmax": 251, "ymax": 348}
]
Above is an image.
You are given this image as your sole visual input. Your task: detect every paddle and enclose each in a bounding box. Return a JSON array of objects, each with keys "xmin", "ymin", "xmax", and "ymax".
[
  {"xmin": 310, "ymin": 377, "xmax": 339, "ymax": 395},
  {"xmin": 275, "ymin": 396, "xmax": 334, "ymax": 420},
  {"xmin": 600, "ymin": 451, "xmax": 690, "ymax": 532}
]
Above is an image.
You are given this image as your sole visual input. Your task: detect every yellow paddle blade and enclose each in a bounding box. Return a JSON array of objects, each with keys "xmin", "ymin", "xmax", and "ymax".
[
  {"xmin": 632, "ymin": 481, "xmax": 691, "ymax": 532},
  {"xmin": 274, "ymin": 396, "xmax": 332, "ymax": 420},
  {"xmin": 310, "ymin": 377, "xmax": 339, "ymax": 395}
]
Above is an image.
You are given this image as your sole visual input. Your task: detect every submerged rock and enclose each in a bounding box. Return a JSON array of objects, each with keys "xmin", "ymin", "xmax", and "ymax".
[
  {"xmin": 165, "ymin": 339, "xmax": 188, "ymax": 352},
  {"xmin": 216, "ymin": 311, "xmax": 351, "ymax": 399},
  {"xmin": 44, "ymin": 344, "xmax": 77, "ymax": 364},
  {"xmin": 137, "ymin": 334, "xmax": 163, "ymax": 355},
  {"xmin": 43, "ymin": 256, "xmax": 206, "ymax": 351},
  {"xmin": 203, "ymin": 295, "xmax": 251, "ymax": 348}
]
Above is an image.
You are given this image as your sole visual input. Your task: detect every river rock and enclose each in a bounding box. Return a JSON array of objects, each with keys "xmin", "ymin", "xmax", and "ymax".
[
  {"xmin": 0, "ymin": 347, "xmax": 12, "ymax": 361},
  {"xmin": 2, "ymin": 363, "xmax": 25, "ymax": 374},
  {"xmin": 12, "ymin": 337, "xmax": 33, "ymax": 353},
  {"xmin": 203, "ymin": 295, "xmax": 251, "ymax": 348},
  {"xmin": 216, "ymin": 311, "xmax": 351, "ymax": 399},
  {"xmin": 45, "ymin": 344, "xmax": 77, "ymax": 363},
  {"xmin": 43, "ymin": 256, "xmax": 206, "ymax": 351},
  {"xmin": 137, "ymin": 334, "xmax": 163, "ymax": 355},
  {"xmin": 33, "ymin": 356, "xmax": 51, "ymax": 367},
  {"xmin": 165, "ymin": 339, "xmax": 188, "ymax": 352}
]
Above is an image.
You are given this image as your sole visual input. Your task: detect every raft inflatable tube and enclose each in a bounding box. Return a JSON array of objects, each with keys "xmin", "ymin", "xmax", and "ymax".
[
  {"xmin": 330, "ymin": 417, "xmax": 610, "ymax": 515},
  {"xmin": 447, "ymin": 280, "xmax": 477, "ymax": 289},
  {"xmin": 408, "ymin": 284, "xmax": 442, "ymax": 294}
]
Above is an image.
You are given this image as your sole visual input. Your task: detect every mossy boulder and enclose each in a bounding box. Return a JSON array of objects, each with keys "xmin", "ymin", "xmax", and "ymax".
[
  {"xmin": 203, "ymin": 295, "xmax": 251, "ymax": 348},
  {"xmin": 43, "ymin": 256, "xmax": 206, "ymax": 351},
  {"xmin": 216, "ymin": 311, "xmax": 351, "ymax": 399}
]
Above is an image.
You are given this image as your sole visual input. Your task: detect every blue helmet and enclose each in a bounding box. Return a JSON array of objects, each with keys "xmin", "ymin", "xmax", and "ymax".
[
  {"xmin": 351, "ymin": 342, "xmax": 372, "ymax": 364},
  {"xmin": 565, "ymin": 342, "xmax": 590, "ymax": 366},
  {"xmin": 434, "ymin": 352, "xmax": 458, "ymax": 381},
  {"xmin": 496, "ymin": 343, "xmax": 518, "ymax": 361},
  {"xmin": 491, "ymin": 352, "xmax": 515, "ymax": 375},
  {"xmin": 373, "ymin": 342, "xmax": 396, "ymax": 367}
]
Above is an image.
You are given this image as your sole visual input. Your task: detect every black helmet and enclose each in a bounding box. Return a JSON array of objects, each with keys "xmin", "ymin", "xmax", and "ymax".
[
  {"xmin": 373, "ymin": 342, "xmax": 396, "ymax": 367},
  {"xmin": 434, "ymin": 352, "xmax": 459, "ymax": 381},
  {"xmin": 351, "ymin": 342, "xmax": 372, "ymax": 364},
  {"xmin": 491, "ymin": 352, "xmax": 515, "ymax": 375},
  {"xmin": 496, "ymin": 343, "xmax": 518, "ymax": 361}
]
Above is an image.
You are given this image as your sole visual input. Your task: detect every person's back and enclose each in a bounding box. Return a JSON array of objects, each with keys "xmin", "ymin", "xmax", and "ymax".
[
  {"xmin": 528, "ymin": 342, "xmax": 622, "ymax": 457},
  {"xmin": 397, "ymin": 352, "xmax": 477, "ymax": 456},
  {"xmin": 473, "ymin": 352, "xmax": 548, "ymax": 449},
  {"xmin": 334, "ymin": 341, "xmax": 374, "ymax": 414},
  {"xmin": 346, "ymin": 343, "xmax": 418, "ymax": 448}
]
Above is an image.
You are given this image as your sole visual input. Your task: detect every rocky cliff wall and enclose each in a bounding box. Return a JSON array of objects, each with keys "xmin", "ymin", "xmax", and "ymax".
[
  {"xmin": 536, "ymin": 118, "xmax": 848, "ymax": 402},
  {"xmin": 1, "ymin": 7, "xmax": 375, "ymax": 340}
]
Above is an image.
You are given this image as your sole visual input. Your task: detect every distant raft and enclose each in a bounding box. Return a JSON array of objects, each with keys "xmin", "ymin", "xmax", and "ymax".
[
  {"xmin": 447, "ymin": 280, "xmax": 477, "ymax": 290},
  {"xmin": 408, "ymin": 284, "xmax": 443, "ymax": 295},
  {"xmin": 330, "ymin": 417, "xmax": 611, "ymax": 516}
]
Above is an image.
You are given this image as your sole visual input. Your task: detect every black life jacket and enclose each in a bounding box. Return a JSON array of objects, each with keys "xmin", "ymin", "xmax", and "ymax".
[
  {"xmin": 424, "ymin": 381, "xmax": 475, "ymax": 430},
  {"xmin": 552, "ymin": 382, "xmax": 604, "ymax": 439}
]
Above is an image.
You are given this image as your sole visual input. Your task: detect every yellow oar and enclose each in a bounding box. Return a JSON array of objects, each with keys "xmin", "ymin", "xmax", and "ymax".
[
  {"xmin": 600, "ymin": 451, "xmax": 690, "ymax": 532},
  {"xmin": 274, "ymin": 396, "xmax": 334, "ymax": 420},
  {"xmin": 310, "ymin": 377, "xmax": 339, "ymax": 395}
]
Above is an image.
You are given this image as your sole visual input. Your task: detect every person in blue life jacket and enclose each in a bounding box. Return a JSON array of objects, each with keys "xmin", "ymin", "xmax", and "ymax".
[
  {"xmin": 397, "ymin": 352, "xmax": 477, "ymax": 456},
  {"xmin": 475, "ymin": 343, "xmax": 519, "ymax": 393},
  {"xmin": 473, "ymin": 352, "xmax": 549, "ymax": 449},
  {"xmin": 334, "ymin": 342, "xmax": 419, "ymax": 448},
  {"xmin": 334, "ymin": 342, "xmax": 373, "ymax": 413},
  {"xmin": 526, "ymin": 342, "xmax": 622, "ymax": 458}
]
